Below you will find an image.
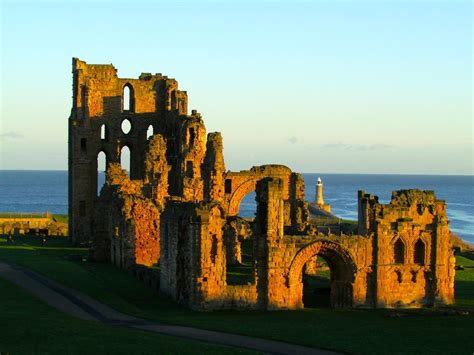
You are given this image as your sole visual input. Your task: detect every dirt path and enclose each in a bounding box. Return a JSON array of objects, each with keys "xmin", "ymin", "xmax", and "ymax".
[{"xmin": 0, "ymin": 262, "xmax": 339, "ymax": 355}]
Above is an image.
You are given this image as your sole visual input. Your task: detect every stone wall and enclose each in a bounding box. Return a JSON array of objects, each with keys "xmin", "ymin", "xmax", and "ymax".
[
  {"xmin": 92, "ymin": 163, "xmax": 161, "ymax": 268},
  {"xmin": 0, "ymin": 213, "xmax": 68, "ymax": 237},
  {"xmin": 360, "ymin": 189, "xmax": 455, "ymax": 307},
  {"xmin": 70, "ymin": 58, "xmax": 192, "ymax": 245}
]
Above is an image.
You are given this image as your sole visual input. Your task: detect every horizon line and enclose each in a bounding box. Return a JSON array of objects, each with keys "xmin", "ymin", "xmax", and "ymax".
[{"xmin": 0, "ymin": 169, "xmax": 472, "ymax": 177}]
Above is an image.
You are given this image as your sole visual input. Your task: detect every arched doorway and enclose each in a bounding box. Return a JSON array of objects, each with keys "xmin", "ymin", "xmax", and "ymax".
[
  {"xmin": 302, "ymin": 255, "xmax": 331, "ymax": 307},
  {"xmin": 288, "ymin": 240, "xmax": 356, "ymax": 308}
]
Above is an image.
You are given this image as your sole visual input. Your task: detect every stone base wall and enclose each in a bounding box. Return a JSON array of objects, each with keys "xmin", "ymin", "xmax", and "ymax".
[{"xmin": 0, "ymin": 214, "xmax": 68, "ymax": 237}]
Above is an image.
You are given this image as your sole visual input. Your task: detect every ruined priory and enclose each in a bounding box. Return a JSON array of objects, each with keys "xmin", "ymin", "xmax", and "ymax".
[{"xmin": 68, "ymin": 58, "xmax": 455, "ymax": 310}]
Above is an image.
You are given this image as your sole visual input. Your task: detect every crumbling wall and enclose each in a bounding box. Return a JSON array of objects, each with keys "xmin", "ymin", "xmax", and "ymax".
[
  {"xmin": 93, "ymin": 163, "xmax": 161, "ymax": 268},
  {"xmin": 69, "ymin": 58, "xmax": 191, "ymax": 245},
  {"xmin": 288, "ymin": 173, "xmax": 309, "ymax": 234},
  {"xmin": 360, "ymin": 189, "xmax": 454, "ymax": 307},
  {"xmin": 223, "ymin": 217, "xmax": 251, "ymax": 265},
  {"xmin": 252, "ymin": 178, "xmax": 366, "ymax": 310},
  {"xmin": 160, "ymin": 178, "xmax": 454, "ymax": 311},
  {"xmin": 202, "ymin": 132, "xmax": 226, "ymax": 203},
  {"xmin": 143, "ymin": 134, "xmax": 170, "ymax": 206},
  {"xmin": 222, "ymin": 166, "xmax": 309, "ymax": 234},
  {"xmin": 178, "ymin": 115, "xmax": 206, "ymax": 201},
  {"xmin": 223, "ymin": 165, "xmax": 292, "ymax": 217},
  {"xmin": 160, "ymin": 201, "xmax": 227, "ymax": 309}
]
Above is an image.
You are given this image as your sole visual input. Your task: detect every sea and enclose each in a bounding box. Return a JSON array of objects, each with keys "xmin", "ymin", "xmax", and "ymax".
[{"xmin": 0, "ymin": 171, "xmax": 472, "ymax": 244}]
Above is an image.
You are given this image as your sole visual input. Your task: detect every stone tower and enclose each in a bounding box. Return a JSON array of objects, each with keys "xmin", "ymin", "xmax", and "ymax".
[{"xmin": 68, "ymin": 58, "xmax": 205, "ymax": 244}]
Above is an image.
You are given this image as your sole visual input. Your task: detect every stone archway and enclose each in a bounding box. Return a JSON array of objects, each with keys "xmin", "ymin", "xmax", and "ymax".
[
  {"xmin": 227, "ymin": 179, "xmax": 257, "ymax": 216},
  {"xmin": 288, "ymin": 240, "xmax": 356, "ymax": 308},
  {"xmin": 224, "ymin": 165, "xmax": 293, "ymax": 217}
]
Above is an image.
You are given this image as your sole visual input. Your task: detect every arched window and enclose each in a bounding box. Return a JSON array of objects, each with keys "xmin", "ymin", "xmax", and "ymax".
[
  {"xmin": 414, "ymin": 239, "xmax": 426, "ymax": 265},
  {"xmin": 122, "ymin": 84, "xmax": 135, "ymax": 112},
  {"xmin": 210, "ymin": 234, "xmax": 218, "ymax": 264},
  {"xmin": 146, "ymin": 125, "xmax": 154, "ymax": 140},
  {"xmin": 120, "ymin": 146, "xmax": 131, "ymax": 176},
  {"xmin": 121, "ymin": 119, "xmax": 132, "ymax": 134},
  {"xmin": 100, "ymin": 124, "xmax": 108, "ymax": 141},
  {"xmin": 97, "ymin": 151, "xmax": 107, "ymax": 196},
  {"xmin": 188, "ymin": 127, "xmax": 195, "ymax": 146},
  {"xmin": 395, "ymin": 270, "xmax": 402, "ymax": 283},
  {"xmin": 171, "ymin": 90, "xmax": 177, "ymax": 110},
  {"xmin": 394, "ymin": 238, "xmax": 405, "ymax": 264},
  {"xmin": 225, "ymin": 179, "xmax": 232, "ymax": 194},
  {"xmin": 185, "ymin": 160, "xmax": 194, "ymax": 178},
  {"xmin": 80, "ymin": 138, "xmax": 87, "ymax": 154}
]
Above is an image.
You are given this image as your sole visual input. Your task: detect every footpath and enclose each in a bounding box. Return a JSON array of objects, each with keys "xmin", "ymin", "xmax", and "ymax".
[{"xmin": 0, "ymin": 262, "xmax": 338, "ymax": 355}]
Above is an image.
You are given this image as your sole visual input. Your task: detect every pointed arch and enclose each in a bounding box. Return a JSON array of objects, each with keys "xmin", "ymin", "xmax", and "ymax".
[
  {"xmin": 414, "ymin": 239, "xmax": 426, "ymax": 265},
  {"xmin": 122, "ymin": 83, "xmax": 135, "ymax": 112},
  {"xmin": 97, "ymin": 151, "xmax": 107, "ymax": 196},
  {"xmin": 120, "ymin": 145, "xmax": 131, "ymax": 176},
  {"xmin": 146, "ymin": 125, "xmax": 154, "ymax": 140},
  {"xmin": 100, "ymin": 124, "xmax": 108, "ymax": 141},
  {"xmin": 394, "ymin": 238, "xmax": 405, "ymax": 264}
]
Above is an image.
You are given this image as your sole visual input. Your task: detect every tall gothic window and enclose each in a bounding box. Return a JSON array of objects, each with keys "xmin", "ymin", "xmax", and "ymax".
[
  {"xmin": 414, "ymin": 239, "xmax": 426, "ymax": 265},
  {"xmin": 394, "ymin": 238, "xmax": 405, "ymax": 264}
]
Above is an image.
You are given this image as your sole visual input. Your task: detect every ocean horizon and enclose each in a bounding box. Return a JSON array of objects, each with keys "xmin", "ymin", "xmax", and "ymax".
[{"xmin": 1, "ymin": 170, "xmax": 472, "ymax": 244}]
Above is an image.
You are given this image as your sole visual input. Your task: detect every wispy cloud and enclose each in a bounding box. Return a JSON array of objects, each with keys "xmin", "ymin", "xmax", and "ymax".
[
  {"xmin": 320, "ymin": 143, "xmax": 393, "ymax": 151},
  {"xmin": 0, "ymin": 131, "xmax": 24, "ymax": 140},
  {"xmin": 288, "ymin": 136, "xmax": 298, "ymax": 144}
]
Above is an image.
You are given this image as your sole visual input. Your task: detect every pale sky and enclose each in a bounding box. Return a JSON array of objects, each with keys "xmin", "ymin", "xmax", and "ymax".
[{"xmin": 0, "ymin": 0, "xmax": 472, "ymax": 174}]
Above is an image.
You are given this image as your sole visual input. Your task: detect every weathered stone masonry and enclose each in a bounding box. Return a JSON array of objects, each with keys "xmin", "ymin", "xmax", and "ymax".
[{"xmin": 68, "ymin": 59, "xmax": 455, "ymax": 311}]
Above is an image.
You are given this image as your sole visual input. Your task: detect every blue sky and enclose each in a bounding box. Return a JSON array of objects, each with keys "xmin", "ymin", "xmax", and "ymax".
[{"xmin": 0, "ymin": 0, "xmax": 472, "ymax": 174}]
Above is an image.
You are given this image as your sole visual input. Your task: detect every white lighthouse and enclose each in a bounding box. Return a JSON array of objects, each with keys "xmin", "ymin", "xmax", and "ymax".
[
  {"xmin": 315, "ymin": 177, "xmax": 331, "ymax": 213},
  {"xmin": 316, "ymin": 177, "xmax": 324, "ymax": 205}
]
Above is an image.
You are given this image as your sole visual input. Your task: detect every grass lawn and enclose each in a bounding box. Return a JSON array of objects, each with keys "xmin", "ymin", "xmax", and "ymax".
[
  {"xmin": 0, "ymin": 277, "xmax": 256, "ymax": 355},
  {"xmin": 1, "ymin": 236, "xmax": 473, "ymax": 354}
]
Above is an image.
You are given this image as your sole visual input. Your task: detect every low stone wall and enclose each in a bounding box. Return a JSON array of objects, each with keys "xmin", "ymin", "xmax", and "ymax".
[{"xmin": 0, "ymin": 213, "xmax": 68, "ymax": 236}]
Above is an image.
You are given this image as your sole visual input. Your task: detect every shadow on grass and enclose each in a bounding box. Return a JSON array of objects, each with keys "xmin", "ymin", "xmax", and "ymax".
[{"xmin": 0, "ymin": 236, "xmax": 474, "ymax": 355}]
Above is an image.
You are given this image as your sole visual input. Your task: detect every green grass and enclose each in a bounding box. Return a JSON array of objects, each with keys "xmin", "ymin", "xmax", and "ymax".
[
  {"xmin": 53, "ymin": 214, "xmax": 69, "ymax": 224},
  {"xmin": 1, "ymin": 236, "xmax": 474, "ymax": 354},
  {"xmin": 454, "ymin": 253, "xmax": 474, "ymax": 308},
  {"xmin": 457, "ymin": 252, "xmax": 474, "ymax": 267},
  {"xmin": 0, "ymin": 277, "xmax": 255, "ymax": 355},
  {"xmin": 0, "ymin": 212, "xmax": 49, "ymax": 218},
  {"xmin": 227, "ymin": 239, "xmax": 254, "ymax": 285}
]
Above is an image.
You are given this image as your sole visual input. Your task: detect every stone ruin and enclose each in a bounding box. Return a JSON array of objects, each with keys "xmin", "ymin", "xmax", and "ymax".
[{"xmin": 68, "ymin": 58, "xmax": 455, "ymax": 310}]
